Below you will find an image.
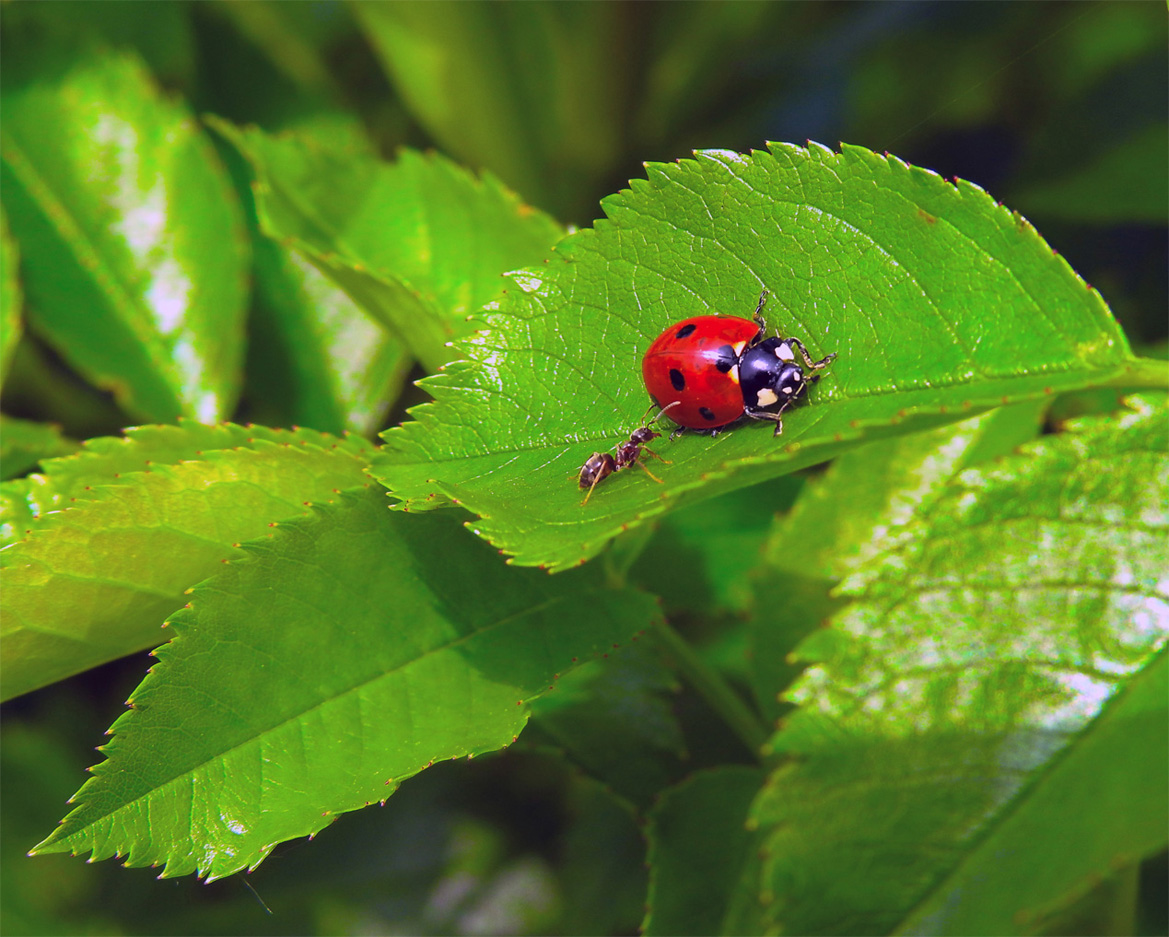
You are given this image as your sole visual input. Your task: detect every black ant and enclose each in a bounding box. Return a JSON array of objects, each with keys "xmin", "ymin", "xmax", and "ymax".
[{"xmin": 578, "ymin": 403, "xmax": 678, "ymax": 505}]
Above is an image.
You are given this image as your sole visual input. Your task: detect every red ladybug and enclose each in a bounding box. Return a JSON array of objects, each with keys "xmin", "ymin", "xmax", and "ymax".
[{"xmin": 641, "ymin": 291, "xmax": 836, "ymax": 436}]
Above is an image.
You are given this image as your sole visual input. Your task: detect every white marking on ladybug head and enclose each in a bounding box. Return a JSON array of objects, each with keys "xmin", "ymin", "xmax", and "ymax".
[
  {"xmin": 756, "ymin": 388, "xmax": 779, "ymax": 407},
  {"xmin": 775, "ymin": 341, "xmax": 796, "ymax": 362},
  {"xmin": 732, "ymin": 341, "xmax": 748, "ymax": 355},
  {"xmin": 728, "ymin": 365, "xmax": 741, "ymax": 385},
  {"xmin": 781, "ymin": 384, "xmax": 795, "ymax": 395}
]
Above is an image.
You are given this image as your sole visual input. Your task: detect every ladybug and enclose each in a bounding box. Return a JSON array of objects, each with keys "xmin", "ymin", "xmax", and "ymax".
[
  {"xmin": 578, "ymin": 403, "xmax": 678, "ymax": 504},
  {"xmin": 641, "ymin": 290, "xmax": 836, "ymax": 436}
]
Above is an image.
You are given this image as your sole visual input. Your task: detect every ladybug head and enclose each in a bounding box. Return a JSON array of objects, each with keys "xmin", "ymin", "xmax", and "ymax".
[{"xmin": 739, "ymin": 338, "xmax": 812, "ymax": 414}]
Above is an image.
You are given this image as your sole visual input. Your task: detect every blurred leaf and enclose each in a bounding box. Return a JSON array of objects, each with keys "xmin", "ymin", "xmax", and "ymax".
[
  {"xmin": 642, "ymin": 766, "xmax": 765, "ymax": 937},
  {"xmin": 374, "ymin": 143, "xmax": 1146, "ymax": 572},
  {"xmin": 630, "ymin": 476, "xmax": 804, "ymax": 619},
  {"xmin": 1014, "ymin": 123, "xmax": 1169, "ymax": 225},
  {"xmin": 747, "ymin": 395, "xmax": 1169, "ymax": 935},
  {"xmin": 213, "ymin": 120, "xmax": 564, "ymax": 372},
  {"xmin": 354, "ymin": 1, "xmax": 625, "ymax": 218},
  {"xmin": 0, "ymin": 424, "xmax": 374, "ymax": 700},
  {"xmin": 0, "ymin": 205, "xmax": 20, "ymax": 381},
  {"xmin": 558, "ymin": 778, "xmax": 648, "ymax": 936},
  {"xmin": 210, "ymin": 0, "xmax": 344, "ymax": 99},
  {"xmin": 0, "ymin": 420, "xmax": 346, "ymax": 545},
  {"xmin": 0, "ymin": 1, "xmax": 197, "ymax": 90},
  {"xmin": 251, "ymin": 246, "xmax": 411, "ymax": 435},
  {"xmin": 0, "ymin": 51, "xmax": 248, "ymax": 422},
  {"xmin": 31, "ymin": 489, "xmax": 662, "ymax": 881},
  {"xmin": 0, "ymin": 416, "xmax": 74, "ymax": 481},
  {"xmin": 525, "ymin": 642, "xmax": 687, "ymax": 808}
]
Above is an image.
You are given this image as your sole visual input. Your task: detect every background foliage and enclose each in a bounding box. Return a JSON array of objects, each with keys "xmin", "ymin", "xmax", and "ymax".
[{"xmin": 1, "ymin": 2, "xmax": 1166, "ymax": 935}]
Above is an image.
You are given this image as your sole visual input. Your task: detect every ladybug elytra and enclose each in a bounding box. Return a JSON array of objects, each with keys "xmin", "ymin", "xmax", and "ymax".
[{"xmin": 641, "ymin": 291, "xmax": 836, "ymax": 436}]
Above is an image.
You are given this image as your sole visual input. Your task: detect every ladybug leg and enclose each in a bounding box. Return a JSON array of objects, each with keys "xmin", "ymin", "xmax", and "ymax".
[
  {"xmin": 744, "ymin": 408, "xmax": 788, "ymax": 437},
  {"xmin": 786, "ymin": 338, "xmax": 837, "ymax": 372},
  {"xmin": 752, "ymin": 289, "xmax": 770, "ymax": 332}
]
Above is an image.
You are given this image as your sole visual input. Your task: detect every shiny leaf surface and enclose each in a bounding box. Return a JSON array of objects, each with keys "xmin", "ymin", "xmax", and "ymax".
[
  {"xmin": 375, "ymin": 143, "xmax": 1145, "ymax": 571},
  {"xmin": 1, "ymin": 52, "xmax": 248, "ymax": 422}
]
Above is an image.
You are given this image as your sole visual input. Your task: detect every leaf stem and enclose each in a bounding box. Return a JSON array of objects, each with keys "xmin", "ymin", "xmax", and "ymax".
[
  {"xmin": 650, "ymin": 618, "xmax": 769, "ymax": 759},
  {"xmin": 1104, "ymin": 357, "xmax": 1169, "ymax": 390}
]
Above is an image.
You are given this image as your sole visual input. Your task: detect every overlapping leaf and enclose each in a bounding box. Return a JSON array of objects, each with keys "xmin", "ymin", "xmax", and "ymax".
[
  {"xmin": 374, "ymin": 143, "xmax": 1148, "ymax": 571},
  {"xmin": 745, "ymin": 396, "xmax": 1168, "ymax": 935},
  {"xmin": 1, "ymin": 51, "xmax": 248, "ymax": 422},
  {"xmin": 748, "ymin": 401, "xmax": 1047, "ymax": 721},
  {"xmin": 0, "ymin": 416, "xmax": 74, "ymax": 482},
  {"xmin": 642, "ymin": 767, "xmax": 766, "ymax": 936},
  {"xmin": 214, "ymin": 120, "xmax": 564, "ymax": 371},
  {"xmin": 32, "ymin": 489, "xmax": 662, "ymax": 881},
  {"xmin": 0, "ymin": 205, "xmax": 20, "ymax": 377},
  {"xmin": 0, "ymin": 424, "xmax": 373, "ymax": 699}
]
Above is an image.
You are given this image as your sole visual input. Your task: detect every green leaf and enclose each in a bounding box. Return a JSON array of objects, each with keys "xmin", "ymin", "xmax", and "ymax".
[
  {"xmin": 212, "ymin": 120, "xmax": 564, "ymax": 372},
  {"xmin": 250, "ymin": 246, "xmax": 410, "ymax": 435},
  {"xmin": 642, "ymin": 766, "xmax": 766, "ymax": 937},
  {"xmin": 1014, "ymin": 123, "xmax": 1169, "ymax": 225},
  {"xmin": 31, "ymin": 489, "xmax": 661, "ymax": 881},
  {"xmin": 0, "ymin": 416, "xmax": 74, "ymax": 481},
  {"xmin": 0, "ymin": 424, "xmax": 374, "ymax": 700},
  {"xmin": 0, "ymin": 420, "xmax": 333, "ymax": 545},
  {"xmin": 630, "ymin": 476, "xmax": 804, "ymax": 619},
  {"xmin": 747, "ymin": 395, "xmax": 1169, "ymax": 935},
  {"xmin": 0, "ymin": 205, "xmax": 20, "ymax": 379},
  {"xmin": 353, "ymin": 2, "xmax": 625, "ymax": 218},
  {"xmin": 0, "ymin": 51, "xmax": 248, "ymax": 422},
  {"xmin": 748, "ymin": 402, "xmax": 1048, "ymax": 721},
  {"xmin": 524, "ymin": 642, "xmax": 687, "ymax": 808},
  {"xmin": 375, "ymin": 143, "xmax": 1144, "ymax": 571}
]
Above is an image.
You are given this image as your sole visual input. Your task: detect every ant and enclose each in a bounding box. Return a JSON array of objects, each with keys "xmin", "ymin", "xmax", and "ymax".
[{"xmin": 578, "ymin": 403, "xmax": 679, "ymax": 505}]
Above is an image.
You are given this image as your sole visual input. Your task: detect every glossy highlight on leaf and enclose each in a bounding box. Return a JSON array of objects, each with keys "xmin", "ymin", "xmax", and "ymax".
[
  {"xmin": 375, "ymin": 143, "xmax": 1139, "ymax": 571},
  {"xmin": 1, "ymin": 51, "xmax": 248, "ymax": 422}
]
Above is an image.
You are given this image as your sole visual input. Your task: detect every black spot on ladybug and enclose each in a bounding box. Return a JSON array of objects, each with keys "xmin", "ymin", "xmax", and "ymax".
[
  {"xmin": 675, "ymin": 323, "xmax": 697, "ymax": 339},
  {"xmin": 715, "ymin": 345, "xmax": 737, "ymax": 373},
  {"xmin": 699, "ymin": 407, "xmax": 717, "ymax": 422},
  {"xmin": 669, "ymin": 368, "xmax": 686, "ymax": 391}
]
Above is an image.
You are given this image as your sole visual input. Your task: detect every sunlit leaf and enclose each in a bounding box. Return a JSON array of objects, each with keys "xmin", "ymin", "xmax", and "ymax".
[
  {"xmin": 1, "ymin": 51, "xmax": 248, "ymax": 421},
  {"xmin": 748, "ymin": 395, "xmax": 1169, "ymax": 935},
  {"xmin": 213, "ymin": 120, "xmax": 563, "ymax": 372},
  {"xmin": 375, "ymin": 143, "xmax": 1148, "ymax": 571},
  {"xmin": 0, "ymin": 424, "xmax": 373, "ymax": 699}
]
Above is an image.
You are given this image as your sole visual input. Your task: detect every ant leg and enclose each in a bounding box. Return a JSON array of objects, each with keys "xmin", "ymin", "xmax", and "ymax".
[
  {"xmin": 635, "ymin": 461, "xmax": 665, "ymax": 484},
  {"xmin": 786, "ymin": 338, "xmax": 837, "ymax": 371},
  {"xmin": 752, "ymin": 289, "xmax": 770, "ymax": 331},
  {"xmin": 640, "ymin": 446, "xmax": 671, "ymax": 466},
  {"xmin": 581, "ymin": 472, "xmax": 605, "ymax": 505}
]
